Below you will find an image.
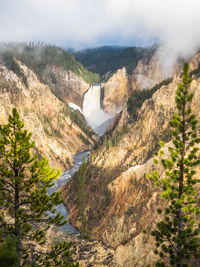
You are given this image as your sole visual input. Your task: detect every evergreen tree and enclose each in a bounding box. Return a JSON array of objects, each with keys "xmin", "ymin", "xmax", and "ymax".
[
  {"xmin": 0, "ymin": 108, "xmax": 78, "ymax": 266},
  {"xmin": 147, "ymin": 63, "xmax": 200, "ymax": 266},
  {"xmin": 0, "ymin": 237, "xmax": 19, "ymax": 267}
]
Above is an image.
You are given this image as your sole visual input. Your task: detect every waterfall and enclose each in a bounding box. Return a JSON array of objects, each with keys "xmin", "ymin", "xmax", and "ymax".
[{"xmin": 82, "ymin": 85, "xmax": 114, "ymax": 135}]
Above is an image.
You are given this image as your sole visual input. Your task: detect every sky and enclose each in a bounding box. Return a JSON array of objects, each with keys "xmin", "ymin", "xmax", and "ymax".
[{"xmin": 0, "ymin": 0, "xmax": 200, "ymax": 67}]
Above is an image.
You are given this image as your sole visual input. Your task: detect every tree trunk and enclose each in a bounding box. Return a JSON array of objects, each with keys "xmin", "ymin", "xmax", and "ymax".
[{"xmin": 177, "ymin": 98, "xmax": 186, "ymax": 267}]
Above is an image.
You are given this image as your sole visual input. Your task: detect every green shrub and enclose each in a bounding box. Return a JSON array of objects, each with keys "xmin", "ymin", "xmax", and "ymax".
[
  {"xmin": 103, "ymin": 127, "xmax": 129, "ymax": 148},
  {"xmin": 78, "ymin": 133, "xmax": 90, "ymax": 145}
]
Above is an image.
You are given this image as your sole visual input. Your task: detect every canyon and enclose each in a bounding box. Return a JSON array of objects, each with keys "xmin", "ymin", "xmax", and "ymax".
[
  {"xmin": 0, "ymin": 45, "xmax": 133, "ymax": 170},
  {"xmin": 63, "ymin": 52, "xmax": 200, "ymax": 266},
  {"xmin": 1, "ymin": 44, "xmax": 200, "ymax": 266},
  {"xmin": 0, "ymin": 59, "xmax": 94, "ymax": 171}
]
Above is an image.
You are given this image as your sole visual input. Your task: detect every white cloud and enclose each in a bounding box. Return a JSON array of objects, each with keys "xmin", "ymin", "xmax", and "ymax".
[{"xmin": 0, "ymin": 0, "xmax": 200, "ymax": 68}]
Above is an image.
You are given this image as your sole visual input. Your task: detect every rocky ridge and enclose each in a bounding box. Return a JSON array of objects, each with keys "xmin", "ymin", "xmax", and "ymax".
[
  {"xmin": 63, "ymin": 53, "xmax": 200, "ymax": 266},
  {"xmin": 0, "ymin": 60, "xmax": 94, "ymax": 171},
  {"xmin": 101, "ymin": 68, "xmax": 130, "ymax": 114},
  {"xmin": 130, "ymin": 50, "xmax": 181, "ymax": 90},
  {"xmin": 42, "ymin": 65, "xmax": 89, "ymax": 108},
  {"xmin": 47, "ymin": 227, "xmax": 115, "ymax": 267}
]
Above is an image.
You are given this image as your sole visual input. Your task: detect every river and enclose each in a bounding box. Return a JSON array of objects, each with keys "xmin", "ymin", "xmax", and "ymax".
[{"xmin": 48, "ymin": 150, "xmax": 90, "ymax": 234}]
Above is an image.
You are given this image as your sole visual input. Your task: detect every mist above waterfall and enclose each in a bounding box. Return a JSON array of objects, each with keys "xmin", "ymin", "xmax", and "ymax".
[{"xmin": 82, "ymin": 85, "xmax": 115, "ymax": 135}]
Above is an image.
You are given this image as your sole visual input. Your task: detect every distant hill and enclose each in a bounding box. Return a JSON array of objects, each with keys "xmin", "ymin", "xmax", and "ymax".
[
  {"xmin": 73, "ymin": 45, "xmax": 157, "ymax": 79},
  {"xmin": 0, "ymin": 43, "xmax": 100, "ymax": 83}
]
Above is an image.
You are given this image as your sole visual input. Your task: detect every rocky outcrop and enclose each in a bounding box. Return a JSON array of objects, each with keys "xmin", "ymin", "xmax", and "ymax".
[
  {"xmin": 105, "ymin": 103, "xmax": 130, "ymax": 137},
  {"xmin": 0, "ymin": 60, "xmax": 94, "ymax": 171},
  {"xmin": 63, "ymin": 53, "xmax": 200, "ymax": 266},
  {"xmin": 46, "ymin": 226, "xmax": 115, "ymax": 267},
  {"xmin": 101, "ymin": 68, "xmax": 130, "ymax": 113},
  {"xmin": 42, "ymin": 65, "xmax": 89, "ymax": 108},
  {"xmin": 130, "ymin": 51, "xmax": 181, "ymax": 90}
]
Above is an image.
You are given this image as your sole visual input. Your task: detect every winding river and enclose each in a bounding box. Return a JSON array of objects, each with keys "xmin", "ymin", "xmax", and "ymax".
[
  {"xmin": 48, "ymin": 150, "xmax": 90, "ymax": 234},
  {"xmin": 48, "ymin": 85, "xmax": 117, "ymax": 233}
]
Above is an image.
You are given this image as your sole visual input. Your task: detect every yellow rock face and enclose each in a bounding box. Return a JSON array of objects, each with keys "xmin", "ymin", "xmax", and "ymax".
[
  {"xmin": 130, "ymin": 51, "xmax": 180, "ymax": 90},
  {"xmin": 42, "ymin": 65, "xmax": 89, "ymax": 108},
  {"xmin": 64, "ymin": 53, "xmax": 200, "ymax": 266},
  {"xmin": 102, "ymin": 68, "xmax": 129, "ymax": 114},
  {"xmin": 0, "ymin": 61, "xmax": 93, "ymax": 171}
]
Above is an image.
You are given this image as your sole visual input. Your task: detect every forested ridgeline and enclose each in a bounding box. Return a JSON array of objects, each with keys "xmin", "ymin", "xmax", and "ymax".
[{"xmin": 0, "ymin": 43, "xmax": 100, "ymax": 84}]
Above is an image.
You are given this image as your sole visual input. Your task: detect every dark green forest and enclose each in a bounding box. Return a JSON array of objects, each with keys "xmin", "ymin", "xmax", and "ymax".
[{"xmin": 73, "ymin": 45, "xmax": 157, "ymax": 79}]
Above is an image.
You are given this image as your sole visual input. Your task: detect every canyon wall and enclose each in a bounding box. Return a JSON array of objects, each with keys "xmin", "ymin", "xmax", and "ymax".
[
  {"xmin": 101, "ymin": 68, "xmax": 130, "ymax": 114},
  {"xmin": 63, "ymin": 53, "xmax": 200, "ymax": 266},
  {"xmin": 0, "ymin": 60, "xmax": 94, "ymax": 171},
  {"xmin": 42, "ymin": 65, "xmax": 89, "ymax": 108},
  {"xmin": 130, "ymin": 51, "xmax": 182, "ymax": 90}
]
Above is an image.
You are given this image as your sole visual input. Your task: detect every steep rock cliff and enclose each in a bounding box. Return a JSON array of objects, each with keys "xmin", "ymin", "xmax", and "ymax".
[
  {"xmin": 42, "ymin": 65, "xmax": 89, "ymax": 108},
  {"xmin": 47, "ymin": 227, "xmax": 115, "ymax": 267},
  {"xmin": 101, "ymin": 68, "xmax": 130, "ymax": 114},
  {"xmin": 130, "ymin": 51, "xmax": 181, "ymax": 90},
  {"xmin": 63, "ymin": 53, "xmax": 200, "ymax": 266},
  {"xmin": 0, "ymin": 60, "xmax": 94, "ymax": 171}
]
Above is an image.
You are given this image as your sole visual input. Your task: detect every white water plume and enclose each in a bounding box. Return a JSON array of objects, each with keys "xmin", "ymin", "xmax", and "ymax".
[
  {"xmin": 68, "ymin": 102, "xmax": 83, "ymax": 114},
  {"xmin": 82, "ymin": 85, "xmax": 114, "ymax": 135}
]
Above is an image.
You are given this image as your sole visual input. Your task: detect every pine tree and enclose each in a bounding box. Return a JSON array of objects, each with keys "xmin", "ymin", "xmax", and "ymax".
[
  {"xmin": 0, "ymin": 108, "xmax": 78, "ymax": 266},
  {"xmin": 0, "ymin": 237, "xmax": 19, "ymax": 267},
  {"xmin": 147, "ymin": 63, "xmax": 200, "ymax": 266}
]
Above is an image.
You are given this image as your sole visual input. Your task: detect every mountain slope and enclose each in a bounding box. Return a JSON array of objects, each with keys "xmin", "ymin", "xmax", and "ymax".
[
  {"xmin": 1, "ymin": 43, "xmax": 100, "ymax": 84},
  {"xmin": 0, "ymin": 59, "xmax": 95, "ymax": 171},
  {"xmin": 63, "ymin": 53, "xmax": 200, "ymax": 266},
  {"xmin": 1, "ymin": 44, "xmax": 101, "ymax": 109}
]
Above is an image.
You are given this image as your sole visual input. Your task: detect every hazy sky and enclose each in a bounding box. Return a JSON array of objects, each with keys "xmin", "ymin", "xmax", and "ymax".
[{"xmin": 0, "ymin": 0, "xmax": 200, "ymax": 57}]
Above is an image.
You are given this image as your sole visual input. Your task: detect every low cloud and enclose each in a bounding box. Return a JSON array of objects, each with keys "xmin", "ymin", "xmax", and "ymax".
[{"xmin": 0, "ymin": 0, "xmax": 200, "ymax": 70}]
